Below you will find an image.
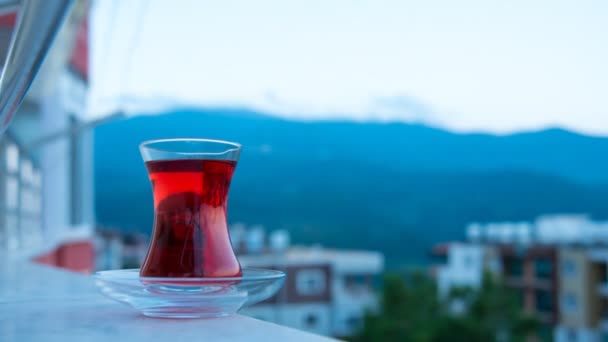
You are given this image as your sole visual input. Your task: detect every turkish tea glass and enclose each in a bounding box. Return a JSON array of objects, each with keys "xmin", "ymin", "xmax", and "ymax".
[{"xmin": 139, "ymin": 138, "xmax": 242, "ymax": 278}]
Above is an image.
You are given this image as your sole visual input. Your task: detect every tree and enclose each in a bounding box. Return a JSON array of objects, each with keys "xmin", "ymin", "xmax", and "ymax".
[{"xmin": 353, "ymin": 271, "xmax": 540, "ymax": 342}]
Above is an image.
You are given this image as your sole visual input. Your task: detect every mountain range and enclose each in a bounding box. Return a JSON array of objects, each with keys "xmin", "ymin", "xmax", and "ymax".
[{"xmin": 94, "ymin": 109, "xmax": 608, "ymax": 268}]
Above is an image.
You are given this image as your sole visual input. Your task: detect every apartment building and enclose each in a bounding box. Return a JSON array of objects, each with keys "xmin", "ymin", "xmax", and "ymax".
[
  {"xmin": 554, "ymin": 247, "xmax": 605, "ymax": 341},
  {"xmin": 433, "ymin": 243, "xmax": 559, "ymax": 323},
  {"xmin": 234, "ymin": 227, "xmax": 384, "ymax": 338},
  {"xmin": 433, "ymin": 215, "xmax": 608, "ymax": 342},
  {"xmin": 0, "ymin": 4, "xmax": 96, "ymax": 272}
]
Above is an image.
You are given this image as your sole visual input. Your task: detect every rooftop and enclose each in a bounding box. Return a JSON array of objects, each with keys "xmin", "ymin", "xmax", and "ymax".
[
  {"xmin": 238, "ymin": 246, "xmax": 384, "ymax": 273},
  {"xmin": 466, "ymin": 214, "xmax": 608, "ymax": 246}
]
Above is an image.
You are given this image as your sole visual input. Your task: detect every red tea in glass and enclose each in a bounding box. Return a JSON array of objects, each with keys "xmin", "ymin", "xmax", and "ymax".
[{"xmin": 139, "ymin": 139, "xmax": 242, "ymax": 278}]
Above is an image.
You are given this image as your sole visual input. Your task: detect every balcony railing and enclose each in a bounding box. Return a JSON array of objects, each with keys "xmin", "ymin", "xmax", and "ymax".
[{"xmin": 0, "ymin": 259, "xmax": 333, "ymax": 341}]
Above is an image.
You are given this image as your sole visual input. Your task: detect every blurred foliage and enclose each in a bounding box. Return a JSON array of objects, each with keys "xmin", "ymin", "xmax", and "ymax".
[{"xmin": 353, "ymin": 272, "xmax": 541, "ymax": 342}]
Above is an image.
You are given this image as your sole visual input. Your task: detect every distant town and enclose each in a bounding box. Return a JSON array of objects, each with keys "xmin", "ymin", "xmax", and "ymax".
[
  {"xmin": 95, "ymin": 223, "xmax": 383, "ymax": 338},
  {"xmin": 92, "ymin": 215, "xmax": 608, "ymax": 340},
  {"xmin": 434, "ymin": 215, "xmax": 608, "ymax": 341}
]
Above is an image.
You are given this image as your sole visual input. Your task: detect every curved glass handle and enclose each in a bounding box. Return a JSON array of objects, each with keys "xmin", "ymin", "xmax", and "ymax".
[{"xmin": 0, "ymin": 0, "xmax": 73, "ymax": 135}]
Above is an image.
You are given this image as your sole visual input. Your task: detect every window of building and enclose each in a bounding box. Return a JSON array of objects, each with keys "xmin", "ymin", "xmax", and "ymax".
[
  {"xmin": 20, "ymin": 159, "xmax": 32, "ymax": 184},
  {"xmin": 534, "ymin": 258, "xmax": 553, "ymax": 280},
  {"xmin": 566, "ymin": 329, "xmax": 577, "ymax": 342},
  {"xmin": 30, "ymin": 192, "xmax": 41, "ymax": 215},
  {"xmin": 5, "ymin": 213, "xmax": 18, "ymax": 250},
  {"xmin": 462, "ymin": 254, "xmax": 474, "ymax": 268},
  {"xmin": 6, "ymin": 176, "xmax": 18, "ymax": 210},
  {"xmin": 344, "ymin": 274, "xmax": 371, "ymax": 292},
  {"xmin": 20, "ymin": 189, "xmax": 31, "ymax": 214},
  {"xmin": 504, "ymin": 257, "xmax": 523, "ymax": 278},
  {"xmin": 562, "ymin": 260, "xmax": 576, "ymax": 277},
  {"xmin": 305, "ymin": 313, "xmax": 318, "ymax": 328},
  {"xmin": 296, "ymin": 269, "xmax": 326, "ymax": 295},
  {"xmin": 535, "ymin": 289, "xmax": 554, "ymax": 313},
  {"xmin": 31, "ymin": 170, "xmax": 41, "ymax": 188},
  {"xmin": 5, "ymin": 143, "xmax": 19, "ymax": 173},
  {"xmin": 347, "ymin": 316, "xmax": 361, "ymax": 330},
  {"xmin": 562, "ymin": 293, "xmax": 577, "ymax": 313},
  {"xmin": 25, "ymin": 191, "xmax": 41, "ymax": 216}
]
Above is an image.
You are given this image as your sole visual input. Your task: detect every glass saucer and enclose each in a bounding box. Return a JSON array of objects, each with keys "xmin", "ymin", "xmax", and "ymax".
[{"xmin": 94, "ymin": 268, "xmax": 285, "ymax": 318}]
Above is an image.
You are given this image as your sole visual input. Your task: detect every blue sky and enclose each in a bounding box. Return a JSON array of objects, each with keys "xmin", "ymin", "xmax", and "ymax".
[{"xmin": 89, "ymin": 0, "xmax": 608, "ymax": 134}]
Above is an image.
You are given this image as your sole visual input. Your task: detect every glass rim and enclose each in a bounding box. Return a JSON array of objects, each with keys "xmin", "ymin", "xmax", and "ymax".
[{"xmin": 139, "ymin": 138, "xmax": 242, "ymax": 156}]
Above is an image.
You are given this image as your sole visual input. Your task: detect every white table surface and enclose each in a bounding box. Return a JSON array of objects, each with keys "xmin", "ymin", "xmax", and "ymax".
[{"xmin": 0, "ymin": 261, "xmax": 333, "ymax": 342}]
